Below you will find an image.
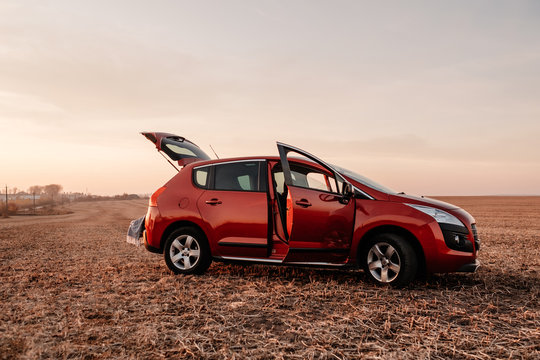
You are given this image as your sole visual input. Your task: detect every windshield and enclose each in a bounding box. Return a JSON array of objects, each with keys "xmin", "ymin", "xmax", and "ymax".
[{"xmin": 332, "ymin": 165, "xmax": 396, "ymax": 194}]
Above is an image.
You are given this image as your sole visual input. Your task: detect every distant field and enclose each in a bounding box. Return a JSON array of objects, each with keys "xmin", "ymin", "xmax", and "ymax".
[{"xmin": 0, "ymin": 197, "xmax": 538, "ymax": 359}]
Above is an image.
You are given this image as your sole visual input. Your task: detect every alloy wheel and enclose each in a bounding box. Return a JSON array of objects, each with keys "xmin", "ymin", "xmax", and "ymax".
[
  {"xmin": 367, "ymin": 242, "xmax": 401, "ymax": 283},
  {"xmin": 169, "ymin": 234, "xmax": 201, "ymax": 270}
]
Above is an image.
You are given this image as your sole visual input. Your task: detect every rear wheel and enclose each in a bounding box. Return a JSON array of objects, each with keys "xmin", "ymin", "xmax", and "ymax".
[
  {"xmin": 164, "ymin": 227, "xmax": 211, "ymax": 275},
  {"xmin": 362, "ymin": 233, "xmax": 417, "ymax": 286}
]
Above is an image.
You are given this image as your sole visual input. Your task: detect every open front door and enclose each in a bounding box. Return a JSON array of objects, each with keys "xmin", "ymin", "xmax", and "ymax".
[{"xmin": 276, "ymin": 143, "xmax": 356, "ymax": 263}]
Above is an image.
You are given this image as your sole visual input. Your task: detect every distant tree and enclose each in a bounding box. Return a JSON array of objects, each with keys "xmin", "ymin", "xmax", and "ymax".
[
  {"xmin": 11, "ymin": 187, "xmax": 17, "ymax": 194},
  {"xmin": 28, "ymin": 185, "xmax": 44, "ymax": 195},
  {"xmin": 44, "ymin": 184, "xmax": 63, "ymax": 203}
]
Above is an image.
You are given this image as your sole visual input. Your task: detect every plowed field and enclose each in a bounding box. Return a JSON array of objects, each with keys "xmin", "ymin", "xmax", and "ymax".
[{"xmin": 1, "ymin": 197, "xmax": 538, "ymax": 359}]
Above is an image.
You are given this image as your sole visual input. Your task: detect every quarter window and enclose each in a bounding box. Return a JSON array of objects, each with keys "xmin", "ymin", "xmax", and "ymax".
[{"xmin": 193, "ymin": 166, "xmax": 210, "ymax": 188}]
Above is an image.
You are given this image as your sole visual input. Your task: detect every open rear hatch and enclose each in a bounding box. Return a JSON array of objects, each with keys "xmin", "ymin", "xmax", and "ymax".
[{"xmin": 141, "ymin": 132, "xmax": 211, "ymax": 167}]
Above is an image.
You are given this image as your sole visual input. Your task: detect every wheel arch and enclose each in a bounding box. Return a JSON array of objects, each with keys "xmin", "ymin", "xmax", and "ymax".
[
  {"xmin": 357, "ymin": 225, "xmax": 426, "ymax": 276},
  {"xmin": 159, "ymin": 220, "xmax": 209, "ymax": 254}
]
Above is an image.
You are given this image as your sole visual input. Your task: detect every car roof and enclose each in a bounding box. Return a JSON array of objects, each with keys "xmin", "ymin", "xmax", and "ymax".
[
  {"xmin": 186, "ymin": 155, "xmax": 328, "ymax": 168},
  {"xmin": 188, "ymin": 156, "xmax": 279, "ymax": 168}
]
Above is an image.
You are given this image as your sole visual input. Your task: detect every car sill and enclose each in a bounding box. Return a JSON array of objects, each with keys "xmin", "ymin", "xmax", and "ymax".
[
  {"xmin": 214, "ymin": 256, "xmax": 283, "ymax": 263},
  {"xmin": 214, "ymin": 256, "xmax": 349, "ymax": 267},
  {"xmin": 286, "ymin": 261, "xmax": 348, "ymax": 267},
  {"xmin": 218, "ymin": 242, "xmax": 267, "ymax": 248}
]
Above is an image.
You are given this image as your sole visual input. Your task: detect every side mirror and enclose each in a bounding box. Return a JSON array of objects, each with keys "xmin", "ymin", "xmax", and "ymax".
[{"xmin": 342, "ymin": 182, "xmax": 354, "ymax": 198}]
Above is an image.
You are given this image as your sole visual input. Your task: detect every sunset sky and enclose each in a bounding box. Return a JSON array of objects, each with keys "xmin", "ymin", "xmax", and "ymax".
[{"xmin": 1, "ymin": 1, "xmax": 539, "ymax": 195}]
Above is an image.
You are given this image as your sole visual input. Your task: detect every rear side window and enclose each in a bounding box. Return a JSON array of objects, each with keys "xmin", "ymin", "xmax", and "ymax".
[
  {"xmin": 193, "ymin": 166, "xmax": 210, "ymax": 189},
  {"xmin": 214, "ymin": 161, "xmax": 265, "ymax": 192}
]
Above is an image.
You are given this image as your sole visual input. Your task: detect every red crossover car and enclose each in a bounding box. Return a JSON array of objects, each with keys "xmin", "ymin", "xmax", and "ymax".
[{"xmin": 127, "ymin": 132, "xmax": 480, "ymax": 286}]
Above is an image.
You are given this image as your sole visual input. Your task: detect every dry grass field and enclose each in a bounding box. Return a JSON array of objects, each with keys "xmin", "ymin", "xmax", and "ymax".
[{"xmin": 1, "ymin": 197, "xmax": 538, "ymax": 359}]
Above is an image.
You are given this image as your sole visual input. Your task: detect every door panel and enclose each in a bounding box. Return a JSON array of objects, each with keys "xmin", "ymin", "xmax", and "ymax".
[
  {"xmin": 284, "ymin": 186, "xmax": 355, "ymax": 262},
  {"xmin": 276, "ymin": 142, "xmax": 356, "ymax": 263},
  {"xmin": 197, "ymin": 190, "xmax": 268, "ymax": 257}
]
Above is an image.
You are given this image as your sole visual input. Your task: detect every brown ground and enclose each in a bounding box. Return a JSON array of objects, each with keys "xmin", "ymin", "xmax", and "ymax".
[{"xmin": 0, "ymin": 197, "xmax": 538, "ymax": 359}]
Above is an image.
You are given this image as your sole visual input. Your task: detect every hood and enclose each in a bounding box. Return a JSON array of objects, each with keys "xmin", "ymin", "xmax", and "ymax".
[{"xmin": 388, "ymin": 193, "xmax": 460, "ymax": 211}]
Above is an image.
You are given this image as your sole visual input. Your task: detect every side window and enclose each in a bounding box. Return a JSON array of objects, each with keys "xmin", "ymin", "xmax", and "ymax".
[
  {"xmin": 193, "ymin": 166, "xmax": 210, "ymax": 189},
  {"xmin": 214, "ymin": 161, "xmax": 264, "ymax": 192},
  {"xmin": 306, "ymin": 172, "xmax": 329, "ymax": 191},
  {"xmin": 290, "ymin": 164, "xmax": 338, "ymax": 193},
  {"xmin": 290, "ymin": 170, "xmax": 309, "ymax": 188},
  {"xmin": 272, "ymin": 169, "xmax": 309, "ymax": 194},
  {"xmin": 273, "ymin": 162, "xmax": 339, "ymax": 194}
]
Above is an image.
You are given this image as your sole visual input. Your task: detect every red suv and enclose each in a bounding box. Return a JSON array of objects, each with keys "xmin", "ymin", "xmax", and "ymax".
[{"xmin": 128, "ymin": 132, "xmax": 480, "ymax": 286}]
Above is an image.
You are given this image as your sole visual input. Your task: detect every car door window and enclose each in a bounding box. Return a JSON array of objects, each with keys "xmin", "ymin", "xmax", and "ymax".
[
  {"xmin": 272, "ymin": 169, "xmax": 305, "ymax": 193},
  {"xmin": 214, "ymin": 161, "xmax": 265, "ymax": 192},
  {"xmin": 272, "ymin": 163, "xmax": 340, "ymax": 195},
  {"xmin": 277, "ymin": 143, "xmax": 353, "ymax": 196},
  {"xmin": 306, "ymin": 172, "xmax": 331, "ymax": 191}
]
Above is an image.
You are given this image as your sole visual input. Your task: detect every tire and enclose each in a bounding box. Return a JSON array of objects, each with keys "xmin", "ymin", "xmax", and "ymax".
[
  {"xmin": 361, "ymin": 233, "xmax": 417, "ymax": 287},
  {"xmin": 163, "ymin": 227, "xmax": 211, "ymax": 275}
]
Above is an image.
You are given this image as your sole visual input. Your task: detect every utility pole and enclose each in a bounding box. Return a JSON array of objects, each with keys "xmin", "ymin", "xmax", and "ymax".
[
  {"xmin": 4, "ymin": 185, "xmax": 7, "ymax": 216},
  {"xmin": 33, "ymin": 192, "xmax": 36, "ymax": 214}
]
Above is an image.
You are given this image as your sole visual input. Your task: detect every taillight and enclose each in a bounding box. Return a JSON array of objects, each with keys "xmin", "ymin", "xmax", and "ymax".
[{"xmin": 149, "ymin": 186, "xmax": 167, "ymax": 207}]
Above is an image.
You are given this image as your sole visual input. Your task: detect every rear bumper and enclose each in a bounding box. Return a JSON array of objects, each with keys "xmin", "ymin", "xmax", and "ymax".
[
  {"xmin": 144, "ymin": 206, "xmax": 164, "ymax": 252},
  {"xmin": 457, "ymin": 259, "xmax": 480, "ymax": 273},
  {"xmin": 143, "ymin": 230, "xmax": 161, "ymax": 254}
]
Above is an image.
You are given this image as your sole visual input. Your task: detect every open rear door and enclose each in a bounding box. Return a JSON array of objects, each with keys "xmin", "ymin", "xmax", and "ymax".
[
  {"xmin": 141, "ymin": 132, "xmax": 211, "ymax": 167},
  {"xmin": 276, "ymin": 142, "xmax": 356, "ymax": 264}
]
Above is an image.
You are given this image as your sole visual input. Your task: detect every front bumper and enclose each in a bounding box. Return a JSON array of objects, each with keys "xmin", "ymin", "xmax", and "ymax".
[
  {"xmin": 457, "ymin": 259, "xmax": 481, "ymax": 273},
  {"xmin": 440, "ymin": 223, "xmax": 474, "ymax": 252},
  {"xmin": 424, "ymin": 220, "xmax": 480, "ymax": 273}
]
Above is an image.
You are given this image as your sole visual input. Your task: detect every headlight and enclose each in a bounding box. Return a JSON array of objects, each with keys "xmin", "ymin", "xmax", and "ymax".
[{"xmin": 405, "ymin": 204, "xmax": 465, "ymax": 227}]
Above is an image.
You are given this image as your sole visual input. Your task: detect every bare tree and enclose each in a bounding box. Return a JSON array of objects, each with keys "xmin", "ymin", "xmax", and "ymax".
[
  {"xmin": 44, "ymin": 184, "xmax": 63, "ymax": 203},
  {"xmin": 28, "ymin": 185, "xmax": 44, "ymax": 195}
]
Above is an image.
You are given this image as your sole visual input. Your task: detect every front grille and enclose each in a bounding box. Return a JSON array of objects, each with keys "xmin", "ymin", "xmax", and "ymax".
[{"xmin": 471, "ymin": 223, "xmax": 480, "ymax": 251}]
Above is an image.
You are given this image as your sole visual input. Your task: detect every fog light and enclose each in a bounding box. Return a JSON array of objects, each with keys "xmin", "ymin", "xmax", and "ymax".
[{"xmin": 441, "ymin": 226, "xmax": 474, "ymax": 252}]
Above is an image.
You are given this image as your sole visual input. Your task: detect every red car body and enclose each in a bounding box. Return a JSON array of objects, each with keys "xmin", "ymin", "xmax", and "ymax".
[{"xmin": 135, "ymin": 132, "xmax": 480, "ymax": 286}]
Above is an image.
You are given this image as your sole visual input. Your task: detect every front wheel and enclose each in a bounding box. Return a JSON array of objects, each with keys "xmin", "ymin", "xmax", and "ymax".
[
  {"xmin": 164, "ymin": 227, "xmax": 211, "ymax": 275},
  {"xmin": 362, "ymin": 234, "xmax": 417, "ymax": 287}
]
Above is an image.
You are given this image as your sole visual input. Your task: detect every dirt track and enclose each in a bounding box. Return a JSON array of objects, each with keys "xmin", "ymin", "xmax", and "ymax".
[{"xmin": 1, "ymin": 197, "xmax": 539, "ymax": 359}]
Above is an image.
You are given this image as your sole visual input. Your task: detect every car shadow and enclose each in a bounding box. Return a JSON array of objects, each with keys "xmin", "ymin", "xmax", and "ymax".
[{"xmin": 205, "ymin": 261, "xmax": 539, "ymax": 293}]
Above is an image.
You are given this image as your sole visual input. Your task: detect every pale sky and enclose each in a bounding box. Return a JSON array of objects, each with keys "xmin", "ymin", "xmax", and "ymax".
[{"xmin": 1, "ymin": 0, "xmax": 539, "ymax": 195}]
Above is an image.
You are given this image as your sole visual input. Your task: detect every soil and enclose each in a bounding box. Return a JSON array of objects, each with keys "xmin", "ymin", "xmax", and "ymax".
[{"xmin": 1, "ymin": 197, "xmax": 538, "ymax": 359}]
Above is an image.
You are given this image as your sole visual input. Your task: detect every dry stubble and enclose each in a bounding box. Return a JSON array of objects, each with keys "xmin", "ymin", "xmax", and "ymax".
[{"xmin": 0, "ymin": 197, "xmax": 539, "ymax": 359}]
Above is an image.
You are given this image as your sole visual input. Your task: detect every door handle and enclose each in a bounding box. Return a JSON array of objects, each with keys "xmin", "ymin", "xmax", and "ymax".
[
  {"xmin": 205, "ymin": 198, "xmax": 222, "ymax": 205},
  {"xmin": 295, "ymin": 199, "xmax": 312, "ymax": 207}
]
